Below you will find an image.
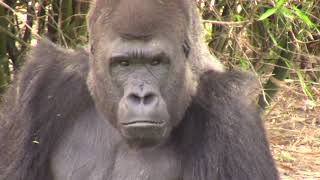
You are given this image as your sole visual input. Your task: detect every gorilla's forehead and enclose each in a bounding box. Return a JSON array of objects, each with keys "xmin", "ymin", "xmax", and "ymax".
[
  {"xmin": 96, "ymin": 0, "xmax": 190, "ymax": 38},
  {"xmin": 92, "ymin": 37, "xmax": 178, "ymax": 63},
  {"xmin": 110, "ymin": 38, "xmax": 175, "ymax": 55}
]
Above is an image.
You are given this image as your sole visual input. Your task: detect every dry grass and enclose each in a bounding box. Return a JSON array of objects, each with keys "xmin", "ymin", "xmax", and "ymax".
[{"xmin": 265, "ymin": 82, "xmax": 320, "ymax": 179}]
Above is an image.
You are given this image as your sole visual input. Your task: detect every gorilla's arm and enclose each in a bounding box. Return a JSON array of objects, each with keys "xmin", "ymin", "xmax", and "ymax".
[
  {"xmin": 178, "ymin": 70, "xmax": 279, "ymax": 180},
  {"xmin": 0, "ymin": 39, "xmax": 92, "ymax": 180}
]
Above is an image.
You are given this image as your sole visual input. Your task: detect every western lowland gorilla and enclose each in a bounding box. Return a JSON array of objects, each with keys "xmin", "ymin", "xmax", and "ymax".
[{"xmin": 0, "ymin": 0, "xmax": 279, "ymax": 180}]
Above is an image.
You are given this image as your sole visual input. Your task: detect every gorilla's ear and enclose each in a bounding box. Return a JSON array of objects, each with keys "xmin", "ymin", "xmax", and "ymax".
[
  {"xmin": 182, "ymin": 39, "xmax": 191, "ymax": 58},
  {"xmin": 90, "ymin": 44, "xmax": 95, "ymax": 55}
]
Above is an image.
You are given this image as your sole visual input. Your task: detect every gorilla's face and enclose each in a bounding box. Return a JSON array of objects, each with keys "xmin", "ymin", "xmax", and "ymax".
[
  {"xmin": 89, "ymin": 33, "xmax": 193, "ymax": 147},
  {"xmin": 87, "ymin": 0, "xmax": 194, "ymax": 147}
]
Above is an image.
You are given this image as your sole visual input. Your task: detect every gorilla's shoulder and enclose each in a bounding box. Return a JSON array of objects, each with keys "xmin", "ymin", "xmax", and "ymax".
[
  {"xmin": 14, "ymin": 39, "xmax": 93, "ymax": 114},
  {"xmin": 198, "ymin": 70, "xmax": 259, "ymax": 98},
  {"xmin": 26, "ymin": 38, "xmax": 89, "ymax": 79},
  {"xmin": 195, "ymin": 70, "xmax": 260, "ymax": 111}
]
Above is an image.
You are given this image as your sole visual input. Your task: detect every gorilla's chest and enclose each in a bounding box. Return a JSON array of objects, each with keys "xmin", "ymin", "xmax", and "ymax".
[
  {"xmin": 50, "ymin": 109, "xmax": 181, "ymax": 180},
  {"xmin": 111, "ymin": 145, "xmax": 182, "ymax": 180}
]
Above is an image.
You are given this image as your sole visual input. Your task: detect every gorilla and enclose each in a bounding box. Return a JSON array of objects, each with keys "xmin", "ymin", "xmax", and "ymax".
[{"xmin": 0, "ymin": 0, "xmax": 279, "ymax": 180}]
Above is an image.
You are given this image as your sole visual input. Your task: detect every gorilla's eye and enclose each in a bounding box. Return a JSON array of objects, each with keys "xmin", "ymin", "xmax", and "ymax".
[
  {"xmin": 119, "ymin": 60, "xmax": 130, "ymax": 66},
  {"xmin": 150, "ymin": 59, "xmax": 161, "ymax": 66}
]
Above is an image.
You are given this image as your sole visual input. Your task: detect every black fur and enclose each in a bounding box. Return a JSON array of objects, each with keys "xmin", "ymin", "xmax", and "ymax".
[
  {"xmin": 0, "ymin": 40, "xmax": 278, "ymax": 180},
  {"xmin": 0, "ymin": 40, "xmax": 92, "ymax": 179},
  {"xmin": 0, "ymin": 0, "xmax": 279, "ymax": 179},
  {"xmin": 176, "ymin": 70, "xmax": 277, "ymax": 180}
]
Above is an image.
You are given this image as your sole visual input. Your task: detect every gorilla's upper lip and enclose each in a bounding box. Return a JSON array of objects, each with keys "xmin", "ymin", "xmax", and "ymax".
[{"xmin": 121, "ymin": 120, "xmax": 165, "ymax": 126}]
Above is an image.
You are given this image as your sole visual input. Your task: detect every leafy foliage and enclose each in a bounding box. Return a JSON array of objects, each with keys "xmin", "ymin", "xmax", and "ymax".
[{"xmin": 197, "ymin": 0, "xmax": 319, "ymax": 108}]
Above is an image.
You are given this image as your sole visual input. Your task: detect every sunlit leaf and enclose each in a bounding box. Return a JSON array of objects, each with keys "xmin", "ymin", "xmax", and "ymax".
[
  {"xmin": 234, "ymin": 15, "xmax": 243, "ymax": 21},
  {"xmin": 258, "ymin": 8, "xmax": 277, "ymax": 21},
  {"xmin": 268, "ymin": 30, "xmax": 279, "ymax": 47},
  {"xmin": 276, "ymin": 0, "xmax": 286, "ymax": 9},
  {"xmin": 239, "ymin": 58, "xmax": 250, "ymax": 70},
  {"xmin": 278, "ymin": 7, "xmax": 294, "ymax": 20},
  {"xmin": 280, "ymin": 151, "xmax": 296, "ymax": 163},
  {"xmin": 292, "ymin": 6, "xmax": 315, "ymax": 28}
]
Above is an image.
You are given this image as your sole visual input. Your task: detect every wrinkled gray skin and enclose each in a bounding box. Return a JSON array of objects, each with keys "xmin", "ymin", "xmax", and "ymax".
[{"xmin": 0, "ymin": 0, "xmax": 279, "ymax": 180}]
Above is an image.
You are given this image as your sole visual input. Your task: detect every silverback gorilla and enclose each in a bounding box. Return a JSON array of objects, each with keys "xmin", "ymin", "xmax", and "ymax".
[{"xmin": 0, "ymin": 0, "xmax": 279, "ymax": 180}]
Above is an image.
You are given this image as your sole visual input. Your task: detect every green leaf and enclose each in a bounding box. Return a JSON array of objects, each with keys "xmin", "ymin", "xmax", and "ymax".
[
  {"xmin": 268, "ymin": 30, "xmax": 279, "ymax": 47},
  {"xmin": 292, "ymin": 6, "xmax": 315, "ymax": 28},
  {"xmin": 285, "ymin": 61, "xmax": 314, "ymax": 100},
  {"xmin": 239, "ymin": 58, "xmax": 250, "ymax": 70},
  {"xmin": 278, "ymin": 7, "xmax": 294, "ymax": 20},
  {"xmin": 276, "ymin": 0, "xmax": 286, "ymax": 9},
  {"xmin": 234, "ymin": 15, "xmax": 243, "ymax": 21},
  {"xmin": 258, "ymin": 8, "xmax": 277, "ymax": 21},
  {"xmin": 279, "ymin": 151, "xmax": 296, "ymax": 163}
]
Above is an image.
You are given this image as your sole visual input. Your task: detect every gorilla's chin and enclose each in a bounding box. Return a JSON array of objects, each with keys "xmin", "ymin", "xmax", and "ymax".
[{"xmin": 120, "ymin": 121, "xmax": 170, "ymax": 147}]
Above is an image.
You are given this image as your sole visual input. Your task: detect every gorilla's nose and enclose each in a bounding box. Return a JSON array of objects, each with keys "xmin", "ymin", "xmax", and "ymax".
[{"xmin": 127, "ymin": 91, "xmax": 159, "ymax": 106}]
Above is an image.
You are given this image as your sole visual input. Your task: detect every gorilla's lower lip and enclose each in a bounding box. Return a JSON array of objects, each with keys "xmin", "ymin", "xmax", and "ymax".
[{"xmin": 122, "ymin": 121, "xmax": 164, "ymax": 127}]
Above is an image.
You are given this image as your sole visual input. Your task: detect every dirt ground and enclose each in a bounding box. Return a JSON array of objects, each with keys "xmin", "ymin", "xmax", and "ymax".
[{"xmin": 264, "ymin": 82, "xmax": 320, "ymax": 179}]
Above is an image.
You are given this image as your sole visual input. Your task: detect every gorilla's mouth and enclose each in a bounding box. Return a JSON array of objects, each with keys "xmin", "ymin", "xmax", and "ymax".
[
  {"xmin": 121, "ymin": 120, "xmax": 165, "ymax": 127},
  {"xmin": 120, "ymin": 120, "xmax": 169, "ymax": 145}
]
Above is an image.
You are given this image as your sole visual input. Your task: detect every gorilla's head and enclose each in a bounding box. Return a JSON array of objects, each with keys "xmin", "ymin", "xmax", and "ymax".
[{"xmin": 86, "ymin": 0, "xmax": 221, "ymax": 147}]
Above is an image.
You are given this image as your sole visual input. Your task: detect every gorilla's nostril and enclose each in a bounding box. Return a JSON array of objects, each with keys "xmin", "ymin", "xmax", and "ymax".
[
  {"xmin": 143, "ymin": 93, "xmax": 157, "ymax": 105},
  {"xmin": 128, "ymin": 94, "xmax": 142, "ymax": 105},
  {"xmin": 127, "ymin": 92, "xmax": 158, "ymax": 106}
]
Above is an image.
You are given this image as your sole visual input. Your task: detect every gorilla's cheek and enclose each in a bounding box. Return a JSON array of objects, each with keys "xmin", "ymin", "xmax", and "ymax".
[{"xmin": 161, "ymin": 62, "xmax": 194, "ymax": 128}]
